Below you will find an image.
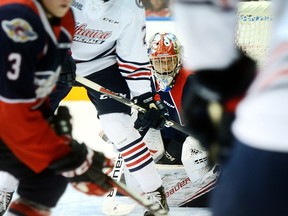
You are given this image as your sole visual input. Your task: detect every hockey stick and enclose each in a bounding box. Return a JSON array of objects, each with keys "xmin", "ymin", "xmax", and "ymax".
[
  {"xmin": 107, "ymin": 177, "xmax": 168, "ymax": 216},
  {"xmin": 99, "ymin": 132, "xmax": 166, "ymax": 215},
  {"xmin": 102, "ymin": 153, "xmax": 136, "ymax": 215},
  {"xmin": 99, "ymin": 131, "xmax": 136, "ymax": 215},
  {"xmin": 75, "ymin": 75, "xmax": 193, "ymax": 136}
]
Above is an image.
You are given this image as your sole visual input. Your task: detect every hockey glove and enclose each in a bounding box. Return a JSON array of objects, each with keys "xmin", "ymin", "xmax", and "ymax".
[
  {"xmin": 133, "ymin": 92, "xmax": 169, "ymax": 130},
  {"xmin": 182, "ymin": 50, "xmax": 256, "ymax": 162},
  {"xmin": 59, "ymin": 50, "xmax": 76, "ymax": 87},
  {"xmin": 49, "ymin": 106, "xmax": 73, "ymax": 137},
  {"xmin": 49, "ymin": 140, "xmax": 114, "ymax": 196}
]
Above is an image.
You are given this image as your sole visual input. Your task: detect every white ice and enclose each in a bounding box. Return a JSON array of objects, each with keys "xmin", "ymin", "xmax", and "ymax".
[{"xmin": 52, "ymin": 101, "xmax": 212, "ymax": 216}]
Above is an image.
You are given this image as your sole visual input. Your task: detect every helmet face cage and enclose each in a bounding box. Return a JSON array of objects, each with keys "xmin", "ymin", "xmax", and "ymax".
[{"xmin": 148, "ymin": 32, "xmax": 182, "ymax": 91}]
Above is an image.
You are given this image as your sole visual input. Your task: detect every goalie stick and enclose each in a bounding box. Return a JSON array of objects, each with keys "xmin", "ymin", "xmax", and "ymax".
[{"xmin": 75, "ymin": 75, "xmax": 193, "ymax": 136}]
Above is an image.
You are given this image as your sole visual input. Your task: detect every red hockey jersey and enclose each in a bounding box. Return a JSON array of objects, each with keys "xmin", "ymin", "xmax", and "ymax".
[{"xmin": 0, "ymin": 0, "xmax": 75, "ymax": 172}]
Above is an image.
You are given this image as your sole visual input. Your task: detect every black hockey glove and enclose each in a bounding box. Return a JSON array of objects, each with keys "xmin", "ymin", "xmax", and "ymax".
[
  {"xmin": 49, "ymin": 106, "xmax": 73, "ymax": 137},
  {"xmin": 133, "ymin": 92, "xmax": 169, "ymax": 130},
  {"xmin": 49, "ymin": 140, "xmax": 114, "ymax": 196},
  {"xmin": 182, "ymin": 50, "xmax": 256, "ymax": 162},
  {"xmin": 59, "ymin": 50, "xmax": 76, "ymax": 87}
]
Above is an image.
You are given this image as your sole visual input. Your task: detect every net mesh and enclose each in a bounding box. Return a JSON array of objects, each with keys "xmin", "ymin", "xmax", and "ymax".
[{"xmin": 236, "ymin": 1, "xmax": 272, "ymax": 65}]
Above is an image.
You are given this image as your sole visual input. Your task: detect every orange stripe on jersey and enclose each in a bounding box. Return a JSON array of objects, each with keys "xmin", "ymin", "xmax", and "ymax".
[
  {"xmin": 127, "ymin": 71, "xmax": 152, "ymax": 78},
  {"xmin": 118, "ymin": 63, "xmax": 139, "ymax": 71},
  {"xmin": 125, "ymin": 152, "xmax": 151, "ymax": 168},
  {"xmin": 0, "ymin": 0, "xmax": 38, "ymax": 14},
  {"xmin": 121, "ymin": 142, "xmax": 146, "ymax": 157}
]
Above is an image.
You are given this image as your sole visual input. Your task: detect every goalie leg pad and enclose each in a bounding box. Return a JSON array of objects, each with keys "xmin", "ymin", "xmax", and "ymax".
[{"xmin": 181, "ymin": 136, "xmax": 211, "ymax": 184}]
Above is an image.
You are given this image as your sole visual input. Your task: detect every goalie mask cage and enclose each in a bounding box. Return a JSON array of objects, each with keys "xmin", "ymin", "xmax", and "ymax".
[{"xmin": 236, "ymin": 1, "xmax": 272, "ymax": 66}]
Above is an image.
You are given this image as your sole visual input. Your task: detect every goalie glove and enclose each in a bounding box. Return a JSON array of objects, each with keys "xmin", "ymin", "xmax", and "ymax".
[
  {"xmin": 133, "ymin": 92, "xmax": 169, "ymax": 130},
  {"xmin": 49, "ymin": 140, "xmax": 114, "ymax": 196}
]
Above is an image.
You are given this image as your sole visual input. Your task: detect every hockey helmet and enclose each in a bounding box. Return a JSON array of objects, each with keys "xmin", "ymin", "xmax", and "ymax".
[{"xmin": 148, "ymin": 32, "xmax": 182, "ymax": 92}]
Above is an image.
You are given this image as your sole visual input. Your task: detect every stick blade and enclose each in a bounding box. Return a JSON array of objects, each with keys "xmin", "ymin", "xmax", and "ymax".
[{"xmin": 101, "ymin": 200, "xmax": 136, "ymax": 216}]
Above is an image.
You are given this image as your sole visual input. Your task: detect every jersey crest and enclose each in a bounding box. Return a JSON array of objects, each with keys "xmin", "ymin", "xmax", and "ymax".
[
  {"xmin": 1, "ymin": 18, "xmax": 38, "ymax": 43},
  {"xmin": 74, "ymin": 23, "xmax": 112, "ymax": 44}
]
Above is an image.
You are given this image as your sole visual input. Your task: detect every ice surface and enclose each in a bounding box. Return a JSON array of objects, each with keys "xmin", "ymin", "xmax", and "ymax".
[
  {"xmin": 53, "ymin": 184, "xmax": 212, "ymax": 216},
  {"xmin": 52, "ymin": 101, "xmax": 212, "ymax": 216}
]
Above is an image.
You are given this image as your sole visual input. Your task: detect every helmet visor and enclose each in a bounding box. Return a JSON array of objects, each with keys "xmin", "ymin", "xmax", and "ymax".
[{"xmin": 150, "ymin": 55, "xmax": 178, "ymax": 78}]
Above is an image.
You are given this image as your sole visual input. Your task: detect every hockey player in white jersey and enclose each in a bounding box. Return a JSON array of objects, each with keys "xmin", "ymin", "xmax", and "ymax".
[
  {"xmin": 174, "ymin": 0, "xmax": 288, "ymax": 215},
  {"xmin": 49, "ymin": 1, "xmax": 169, "ymax": 215}
]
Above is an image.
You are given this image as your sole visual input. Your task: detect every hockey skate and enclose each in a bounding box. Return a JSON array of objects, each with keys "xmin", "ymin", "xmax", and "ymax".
[
  {"xmin": 0, "ymin": 191, "xmax": 14, "ymax": 216},
  {"xmin": 144, "ymin": 186, "xmax": 169, "ymax": 216}
]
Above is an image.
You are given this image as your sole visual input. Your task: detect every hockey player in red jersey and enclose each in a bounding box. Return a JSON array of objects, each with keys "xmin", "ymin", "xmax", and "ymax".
[
  {"xmin": 0, "ymin": 0, "xmax": 115, "ymax": 215},
  {"xmin": 49, "ymin": 0, "xmax": 169, "ymax": 215}
]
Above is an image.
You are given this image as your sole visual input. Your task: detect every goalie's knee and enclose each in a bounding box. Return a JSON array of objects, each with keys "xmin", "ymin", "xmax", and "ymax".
[{"xmin": 181, "ymin": 137, "xmax": 211, "ymax": 183}]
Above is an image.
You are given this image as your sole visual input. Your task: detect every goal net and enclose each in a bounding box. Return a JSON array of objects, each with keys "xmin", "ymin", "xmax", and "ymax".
[{"xmin": 236, "ymin": 1, "xmax": 272, "ymax": 65}]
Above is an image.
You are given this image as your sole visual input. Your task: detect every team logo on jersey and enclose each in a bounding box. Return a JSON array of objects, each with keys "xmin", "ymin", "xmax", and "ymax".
[
  {"xmin": 1, "ymin": 18, "xmax": 38, "ymax": 43},
  {"xmin": 34, "ymin": 67, "xmax": 60, "ymax": 98},
  {"xmin": 74, "ymin": 23, "xmax": 112, "ymax": 44},
  {"xmin": 135, "ymin": 0, "xmax": 144, "ymax": 9}
]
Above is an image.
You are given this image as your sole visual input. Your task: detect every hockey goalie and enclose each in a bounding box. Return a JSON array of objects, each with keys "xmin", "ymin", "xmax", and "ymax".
[{"xmin": 102, "ymin": 31, "xmax": 220, "ymax": 208}]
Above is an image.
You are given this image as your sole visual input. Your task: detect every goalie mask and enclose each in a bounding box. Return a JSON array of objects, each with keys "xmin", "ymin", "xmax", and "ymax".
[{"xmin": 148, "ymin": 32, "xmax": 183, "ymax": 92}]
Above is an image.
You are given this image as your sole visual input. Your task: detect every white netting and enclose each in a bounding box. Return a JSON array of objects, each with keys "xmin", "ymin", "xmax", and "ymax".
[{"xmin": 236, "ymin": 1, "xmax": 272, "ymax": 65}]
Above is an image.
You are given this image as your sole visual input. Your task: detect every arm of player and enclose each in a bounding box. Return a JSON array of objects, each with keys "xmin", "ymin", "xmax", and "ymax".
[{"xmin": 115, "ymin": 1, "xmax": 152, "ymax": 98}]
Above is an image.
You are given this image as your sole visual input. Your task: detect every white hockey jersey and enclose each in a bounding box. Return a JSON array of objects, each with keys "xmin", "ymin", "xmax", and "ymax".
[{"xmin": 70, "ymin": 0, "xmax": 152, "ymax": 97}]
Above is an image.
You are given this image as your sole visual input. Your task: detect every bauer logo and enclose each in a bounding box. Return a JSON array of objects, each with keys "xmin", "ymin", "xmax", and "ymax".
[
  {"xmin": 2, "ymin": 18, "xmax": 38, "ymax": 43},
  {"xmin": 165, "ymin": 177, "xmax": 191, "ymax": 198}
]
